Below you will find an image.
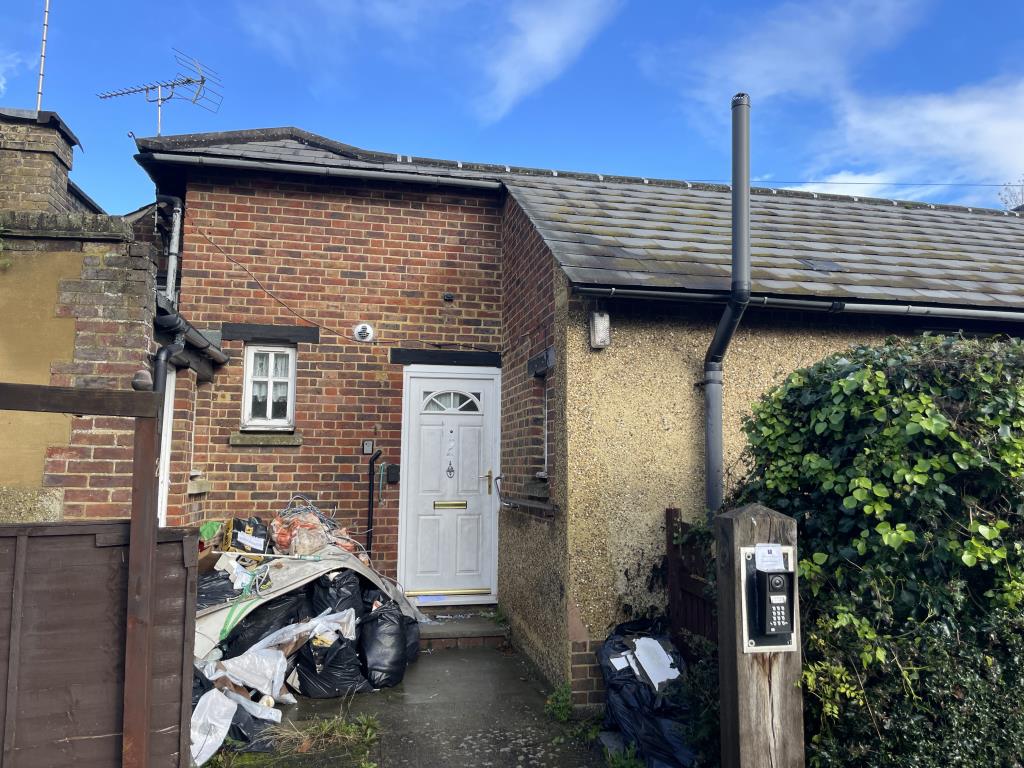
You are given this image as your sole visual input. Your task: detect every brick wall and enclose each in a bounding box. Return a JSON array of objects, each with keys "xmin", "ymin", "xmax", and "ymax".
[
  {"xmin": 0, "ymin": 116, "xmax": 79, "ymax": 214},
  {"xmin": 0, "ymin": 212, "xmax": 157, "ymax": 520},
  {"xmin": 168, "ymin": 173, "xmax": 502, "ymax": 575},
  {"xmin": 499, "ymin": 196, "xmax": 557, "ymax": 504},
  {"xmin": 44, "ymin": 236, "xmax": 157, "ymax": 518}
]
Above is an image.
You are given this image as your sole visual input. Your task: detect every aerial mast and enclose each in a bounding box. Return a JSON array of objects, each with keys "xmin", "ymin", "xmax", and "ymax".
[{"xmin": 35, "ymin": 0, "xmax": 51, "ymax": 111}]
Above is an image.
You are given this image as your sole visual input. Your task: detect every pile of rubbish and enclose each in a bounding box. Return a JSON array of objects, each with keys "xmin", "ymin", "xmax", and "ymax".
[
  {"xmin": 597, "ymin": 619, "xmax": 696, "ymax": 768},
  {"xmin": 190, "ymin": 496, "xmax": 426, "ymax": 765}
]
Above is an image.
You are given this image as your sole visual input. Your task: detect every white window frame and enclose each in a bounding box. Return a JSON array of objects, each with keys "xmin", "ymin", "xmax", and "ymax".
[{"xmin": 241, "ymin": 344, "xmax": 297, "ymax": 431}]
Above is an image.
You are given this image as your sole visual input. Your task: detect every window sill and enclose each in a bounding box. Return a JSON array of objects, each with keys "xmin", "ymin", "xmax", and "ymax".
[{"xmin": 229, "ymin": 431, "xmax": 303, "ymax": 447}]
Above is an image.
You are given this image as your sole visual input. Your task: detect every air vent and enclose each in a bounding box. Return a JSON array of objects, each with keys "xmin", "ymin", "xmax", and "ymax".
[{"xmin": 353, "ymin": 323, "xmax": 376, "ymax": 343}]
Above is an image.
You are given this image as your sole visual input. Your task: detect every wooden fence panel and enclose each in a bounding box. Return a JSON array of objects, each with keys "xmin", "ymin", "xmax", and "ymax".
[{"xmin": 665, "ymin": 508, "xmax": 717, "ymax": 646}]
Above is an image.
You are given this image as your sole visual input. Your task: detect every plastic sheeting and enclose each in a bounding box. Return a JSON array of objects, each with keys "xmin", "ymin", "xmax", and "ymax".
[{"xmin": 191, "ymin": 688, "xmax": 237, "ymax": 766}]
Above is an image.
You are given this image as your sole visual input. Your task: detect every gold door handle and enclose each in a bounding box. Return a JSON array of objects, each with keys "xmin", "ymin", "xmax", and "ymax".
[{"xmin": 479, "ymin": 470, "xmax": 493, "ymax": 495}]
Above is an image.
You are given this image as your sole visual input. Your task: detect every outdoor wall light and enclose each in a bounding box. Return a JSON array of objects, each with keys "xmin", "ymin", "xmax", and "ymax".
[{"xmin": 589, "ymin": 311, "xmax": 611, "ymax": 349}]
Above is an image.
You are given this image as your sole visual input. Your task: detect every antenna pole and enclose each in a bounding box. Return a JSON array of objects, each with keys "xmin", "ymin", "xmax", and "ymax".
[
  {"xmin": 157, "ymin": 84, "xmax": 162, "ymax": 135},
  {"xmin": 35, "ymin": 0, "xmax": 51, "ymax": 112}
]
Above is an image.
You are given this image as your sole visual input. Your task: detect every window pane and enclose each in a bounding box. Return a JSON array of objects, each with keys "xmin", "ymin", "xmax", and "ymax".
[
  {"xmin": 272, "ymin": 382, "xmax": 289, "ymax": 419},
  {"xmin": 252, "ymin": 352, "xmax": 269, "ymax": 378},
  {"xmin": 251, "ymin": 381, "xmax": 268, "ymax": 418},
  {"xmin": 273, "ymin": 353, "xmax": 289, "ymax": 379}
]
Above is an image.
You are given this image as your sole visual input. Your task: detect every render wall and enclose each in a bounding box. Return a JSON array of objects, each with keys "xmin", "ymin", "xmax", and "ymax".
[
  {"xmin": 562, "ymin": 300, "xmax": 887, "ymax": 703},
  {"xmin": 497, "ymin": 197, "xmax": 568, "ymax": 686},
  {"xmin": 0, "ymin": 212, "xmax": 156, "ymax": 522},
  {"xmin": 170, "ymin": 173, "xmax": 503, "ymax": 576}
]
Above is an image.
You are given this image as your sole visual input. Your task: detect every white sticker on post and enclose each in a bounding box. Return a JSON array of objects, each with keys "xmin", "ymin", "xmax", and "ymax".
[{"xmin": 755, "ymin": 543, "xmax": 786, "ymax": 572}]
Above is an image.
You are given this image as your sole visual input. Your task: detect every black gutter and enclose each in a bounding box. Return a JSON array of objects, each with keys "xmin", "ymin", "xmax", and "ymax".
[
  {"xmin": 572, "ymin": 287, "xmax": 1024, "ymax": 325},
  {"xmin": 702, "ymin": 94, "xmax": 751, "ymax": 520},
  {"xmin": 136, "ymin": 152, "xmax": 503, "ymax": 191},
  {"xmin": 155, "ymin": 312, "xmax": 229, "ymax": 365}
]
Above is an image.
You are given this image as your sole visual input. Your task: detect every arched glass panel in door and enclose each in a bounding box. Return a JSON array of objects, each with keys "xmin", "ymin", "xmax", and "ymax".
[{"xmin": 422, "ymin": 390, "xmax": 481, "ymax": 413}]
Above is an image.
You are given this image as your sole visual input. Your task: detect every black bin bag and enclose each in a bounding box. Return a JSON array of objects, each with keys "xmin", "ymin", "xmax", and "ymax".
[
  {"xmin": 403, "ymin": 614, "xmax": 421, "ymax": 665},
  {"xmin": 295, "ymin": 636, "xmax": 373, "ymax": 698},
  {"xmin": 598, "ymin": 619, "xmax": 697, "ymax": 768},
  {"xmin": 359, "ymin": 601, "xmax": 408, "ymax": 688},
  {"xmin": 222, "ymin": 590, "xmax": 313, "ymax": 659},
  {"xmin": 312, "ymin": 570, "xmax": 364, "ymax": 619}
]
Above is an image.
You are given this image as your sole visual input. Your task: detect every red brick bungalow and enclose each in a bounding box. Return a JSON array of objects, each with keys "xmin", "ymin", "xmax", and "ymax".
[{"xmin": 133, "ymin": 127, "xmax": 1024, "ymax": 701}]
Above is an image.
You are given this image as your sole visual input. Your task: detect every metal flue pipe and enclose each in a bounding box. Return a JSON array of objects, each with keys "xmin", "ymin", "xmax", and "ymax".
[{"xmin": 704, "ymin": 93, "xmax": 751, "ymax": 520}]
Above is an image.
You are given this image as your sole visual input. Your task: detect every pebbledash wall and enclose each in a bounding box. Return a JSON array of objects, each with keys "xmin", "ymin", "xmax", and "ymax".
[
  {"xmin": 560, "ymin": 300, "xmax": 888, "ymax": 705},
  {"xmin": 164, "ymin": 172, "xmax": 503, "ymax": 576}
]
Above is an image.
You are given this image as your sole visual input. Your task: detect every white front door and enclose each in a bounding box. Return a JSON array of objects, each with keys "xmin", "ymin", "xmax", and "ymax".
[{"xmin": 398, "ymin": 366, "xmax": 500, "ymax": 603}]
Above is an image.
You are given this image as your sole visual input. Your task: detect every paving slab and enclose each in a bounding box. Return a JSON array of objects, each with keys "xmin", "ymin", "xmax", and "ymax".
[{"xmin": 286, "ymin": 647, "xmax": 604, "ymax": 768}]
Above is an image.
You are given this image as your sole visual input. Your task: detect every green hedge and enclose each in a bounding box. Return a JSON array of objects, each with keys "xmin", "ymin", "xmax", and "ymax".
[{"xmin": 675, "ymin": 335, "xmax": 1024, "ymax": 767}]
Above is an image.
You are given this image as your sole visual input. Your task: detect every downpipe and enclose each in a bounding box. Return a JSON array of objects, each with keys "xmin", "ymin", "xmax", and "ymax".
[
  {"xmin": 704, "ymin": 93, "xmax": 751, "ymax": 522},
  {"xmin": 366, "ymin": 449, "xmax": 383, "ymax": 554}
]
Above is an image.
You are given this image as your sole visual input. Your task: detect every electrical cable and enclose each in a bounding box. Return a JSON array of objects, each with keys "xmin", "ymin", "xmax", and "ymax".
[
  {"xmin": 199, "ymin": 228, "xmax": 503, "ymax": 355},
  {"xmin": 199, "ymin": 228, "xmax": 361, "ymax": 342}
]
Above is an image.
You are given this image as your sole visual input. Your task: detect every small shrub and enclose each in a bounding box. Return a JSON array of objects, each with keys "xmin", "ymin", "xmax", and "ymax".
[
  {"xmin": 605, "ymin": 744, "xmax": 645, "ymax": 768},
  {"xmin": 544, "ymin": 682, "xmax": 574, "ymax": 723}
]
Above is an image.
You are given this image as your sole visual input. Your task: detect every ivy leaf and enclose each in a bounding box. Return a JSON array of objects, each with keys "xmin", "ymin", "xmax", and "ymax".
[
  {"xmin": 872, "ymin": 483, "xmax": 890, "ymax": 498},
  {"xmin": 977, "ymin": 524, "xmax": 998, "ymax": 541},
  {"xmin": 962, "ymin": 552, "xmax": 978, "ymax": 567},
  {"xmin": 812, "ymin": 552, "xmax": 829, "ymax": 565}
]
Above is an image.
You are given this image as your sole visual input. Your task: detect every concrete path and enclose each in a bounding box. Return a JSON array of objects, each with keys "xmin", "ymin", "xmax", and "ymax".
[{"xmin": 290, "ymin": 646, "xmax": 605, "ymax": 768}]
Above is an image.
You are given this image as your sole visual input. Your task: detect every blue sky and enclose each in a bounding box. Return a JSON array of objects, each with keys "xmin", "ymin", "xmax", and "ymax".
[{"xmin": 2, "ymin": 0, "xmax": 1023, "ymax": 213}]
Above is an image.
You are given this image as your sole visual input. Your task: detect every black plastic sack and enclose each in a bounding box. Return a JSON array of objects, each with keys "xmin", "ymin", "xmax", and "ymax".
[
  {"xmin": 312, "ymin": 570, "xmax": 364, "ymax": 619},
  {"xmin": 403, "ymin": 615, "xmax": 421, "ymax": 665},
  {"xmin": 362, "ymin": 588, "xmax": 387, "ymax": 614},
  {"xmin": 192, "ymin": 666, "xmax": 214, "ymax": 708},
  {"xmin": 196, "ymin": 571, "xmax": 239, "ymax": 610},
  {"xmin": 222, "ymin": 590, "xmax": 314, "ymax": 659},
  {"xmin": 295, "ymin": 636, "xmax": 373, "ymax": 698},
  {"xmin": 191, "ymin": 667, "xmax": 273, "ymax": 752},
  {"xmin": 359, "ymin": 601, "xmax": 408, "ymax": 688},
  {"xmin": 598, "ymin": 619, "xmax": 696, "ymax": 768},
  {"xmin": 228, "ymin": 703, "xmax": 275, "ymax": 753}
]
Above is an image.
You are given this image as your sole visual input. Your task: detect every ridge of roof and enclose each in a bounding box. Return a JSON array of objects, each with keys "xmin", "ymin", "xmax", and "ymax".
[{"xmin": 134, "ymin": 126, "xmax": 1023, "ymax": 221}]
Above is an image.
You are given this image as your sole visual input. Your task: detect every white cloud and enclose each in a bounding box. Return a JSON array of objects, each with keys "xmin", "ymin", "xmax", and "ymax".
[
  {"xmin": 0, "ymin": 52, "xmax": 29, "ymax": 99},
  {"xmin": 650, "ymin": 0, "xmax": 1022, "ymax": 207},
  {"xmin": 679, "ymin": 0, "xmax": 923, "ymax": 109},
  {"xmin": 476, "ymin": 0, "xmax": 621, "ymax": 122}
]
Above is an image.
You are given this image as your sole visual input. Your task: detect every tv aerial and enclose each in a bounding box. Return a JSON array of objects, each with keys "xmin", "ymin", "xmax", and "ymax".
[{"xmin": 97, "ymin": 49, "xmax": 223, "ymax": 135}]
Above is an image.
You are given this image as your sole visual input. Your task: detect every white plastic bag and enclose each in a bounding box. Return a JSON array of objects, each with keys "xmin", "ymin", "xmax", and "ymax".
[
  {"xmin": 222, "ymin": 689, "xmax": 283, "ymax": 724},
  {"xmin": 203, "ymin": 648, "xmax": 287, "ymax": 699},
  {"xmin": 190, "ymin": 688, "xmax": 237, "ymax": 766}
]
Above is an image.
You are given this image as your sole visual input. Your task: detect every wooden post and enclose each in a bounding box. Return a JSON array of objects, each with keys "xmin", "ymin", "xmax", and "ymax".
[
  {"xmin": 714, "ymin": 503, "xmax": 805, "ymax": 768},
  {"xmin": 122, "ymin": 414, "xmax": 160, "ymax": 767}
]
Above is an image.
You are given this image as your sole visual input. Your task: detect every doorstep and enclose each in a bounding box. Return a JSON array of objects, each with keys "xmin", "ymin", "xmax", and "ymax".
[{"xmin": 418, "ymin": 606, "xmax": 508, "ymax": 651}]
